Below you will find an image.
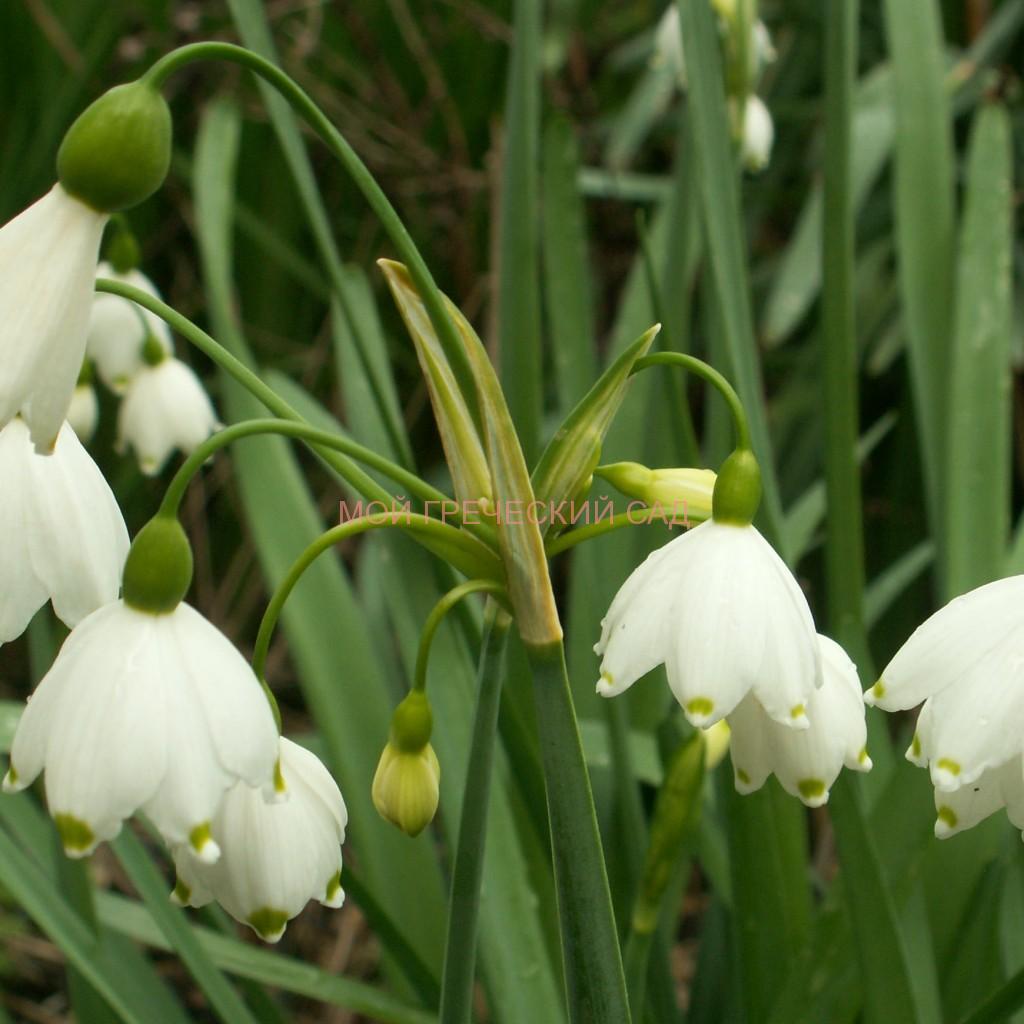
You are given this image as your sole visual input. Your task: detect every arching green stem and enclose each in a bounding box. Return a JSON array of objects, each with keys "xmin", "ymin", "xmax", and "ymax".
[
  {"xmin": 96, "ymin": 279, "xmax": 496, "ymax": 545},
  {"xmin": 632, "ymin": 352, "xmax": 752, "ymax": 450},
  {"xmin": 140, "ymin": 42, "xmax": 480, "ymax": 429},
  {"xmin": 157, "ymin": 418, "xmax": 451, "ymax": 521},
  {"xmin": 545, "ymin": 505, "xmax": 710, "ymax": 557},
  {"xmin": 413, "ymin": 581, "xmax": 508, "ymax": 694},
  {"xmin": 252, "ymin": 515, "xmax": 503, "ymax": 685}
]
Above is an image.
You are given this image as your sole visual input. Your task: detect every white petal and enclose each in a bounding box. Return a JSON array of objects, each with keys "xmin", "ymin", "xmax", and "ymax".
[
  {"xmin": 914, "ymin": 637, "xmax": 1024, "ymax": 791},
  {"xmin": 741, "ymin": 96, "xmax": 774, "ymax": 172},
  {"xmin": 871, "ymin": 576, "xmax": 1024, "ymax": 711},
  {"xmin": 33, "ymin": 605, "xmax": 168, "ymax": 849},
  {"xmin": 174, "ymin": 739, "xmax": 346, "ymax": 940},
  {"xmin": 932, "ymin": 758, "xmax": 1020, "ymax": 838},
  {"xmin": 117, "ymin": 359, "xmax": 219, "ymax": 475},
  {"xmin": 0, "ymin": 420, "xmax": 46, "ymax": 642},
  {"xmin": 595, "ymin": 530, "xmax": 690, "ymax": 697},
  {"xmin": 26, "ymin": 422, "xmax": 129, "ymax": 628},
  {"xmin": 0, "ymin": 186, "xmax": 108, "ymax": 450},
  {"xmin": 727, "ymin": 693, "xmax": 774, "ymax": 794},
  {"xmin": 666, "ymin": 524, "xmax": 818, "ymax": 728},
  {"xmin": 66, "ymin": 385, "xmax": 99, "ymax": 442}
]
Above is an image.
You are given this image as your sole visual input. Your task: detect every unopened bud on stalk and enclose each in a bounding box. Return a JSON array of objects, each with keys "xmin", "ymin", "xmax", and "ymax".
[
  {"xmin": 372, "ymin": 691, "xmax": 441, "ymax": 837},
  {"xmin": 596, "ymin": 462, "xmax": 715, "ymax": 521}
]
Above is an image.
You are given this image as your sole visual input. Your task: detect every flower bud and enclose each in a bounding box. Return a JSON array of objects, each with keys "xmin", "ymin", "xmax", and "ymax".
[
  {"xmin": 711, "ymin": 448, "xmax": 761, "ymax": 525},
  {"xmin": 372, "ymin": 691, "xmax": 440, "ymax": 837},
  {"xmin": 122, "ymin": 515, "xmax": 193, "ymax": 614},
  {"xmin": 597, "ymin": 462, "xmax": 715, "ymax": 521},
  {"xmin": 57, "ymin": 82, "xmax": 172, "ymax": 213}
]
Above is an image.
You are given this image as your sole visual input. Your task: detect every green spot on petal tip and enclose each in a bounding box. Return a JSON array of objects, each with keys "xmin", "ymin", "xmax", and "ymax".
[
  {"xmin": 686, "ymin": 697, "xmax": 714, "ymax": 718},
  {"xmin": 736, "ymin": 768, "xmax": 751, "ymax": 785},
  {"xmin": 790, "ymin": 703, "xmax": 806, "ymax": 720},
  {"xmin": 248, "ymin": 907, "xmax": 289, "ymax": 942},
  {"xmin": 871, "ymin": 680, "xmax": 886, "ymax": 700},
  {"xmin": 936, "ymin": 758, "xmax": 961, "ymax": 777},
  {"xmin": 937, "ymin": 806, "xmax": 958, "ymax": 830},
  {"xmin": 911, "ymin": 734, "xmax": 921, "ymax": 758},
  {"xmin": 54, "ymin": 814, "xmax": 95, "ymax": 856},
  {"xmin": 273, "ymin": 759, "xmax": 287, "ymax": 795},
  {"xmin": 171, "ymin": 879, "xmax": 191, "ymax": 905},
  {"xmin": 797, "ymin": 778, "xmax": 826, "ymax": 801}
]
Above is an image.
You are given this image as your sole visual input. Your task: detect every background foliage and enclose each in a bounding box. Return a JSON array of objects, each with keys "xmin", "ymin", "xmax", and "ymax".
[{"xmin": 0, "ymin": 0, "xmax": 1022, "ymax": 1021}]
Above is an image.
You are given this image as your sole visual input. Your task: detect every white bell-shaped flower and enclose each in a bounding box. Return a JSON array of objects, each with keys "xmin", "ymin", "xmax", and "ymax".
[
  {"xmin": 117, "ymin": 356, "xmax": 219, "ymax": 475},
  {"xmin": 171, "ymin": 738, "xmax": 347, "ymax": 942},
  {"xmin": 728, "ymin": 635, "xmax": 871, "ymax": 806},
  {"xmin": 66, "ymin": 382, "xmax": 99, "ymax": 442},
  {"xmin": 739, "ymin": 95, "xmax": 774, "ymax": 172},
  {"xmin": 87, "ymin": 262, "xmax": 172, "ymax": 393},
  {"xmin": 867, "ymin": 576, "xmax": 1024, "ymax": 799},
  {"xmin": 0, "ymin": 185, "xmax": 108, "ymax": 451},
  {"xmin": 595, "ymin": 518, "xmax": 821, "ymax": 730},
  {"xmin": 0, "ymin": 417, "xmax": 127, "ymax": 644},
  {"xmin": 3, "ymin": 600, "xmax": 279, "ymax": 859}
]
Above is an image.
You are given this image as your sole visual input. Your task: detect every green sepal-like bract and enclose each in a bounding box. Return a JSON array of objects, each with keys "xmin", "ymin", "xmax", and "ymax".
[
  {"xmin": 58, "ymin": 82, "xmax": 172, "ymax": 213},
  {"xmin": 532, "ymin": 326, "xmax": 660, "ymax": 536},
  {"xmin": 122, "ymin": 515, "xmax": 194, "ymax": 614},
  {"xmin": 711, "ymin": 448, "xmax": 762, "ymax": 525}
]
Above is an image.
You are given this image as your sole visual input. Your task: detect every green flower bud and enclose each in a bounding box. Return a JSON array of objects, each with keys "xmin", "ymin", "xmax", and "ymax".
[
  {"xmin": 105, "ymin": 218, "xmax": 141, "ymax": 273},
  {"xmin": 122, "ymin": 515, "xmax": 193, "ymax": 614},
  {"xmin": 57, "ymin": 82, "xmax": 172, "ymax": 213},
  {"xmin": 371, "ymin": 691, "xmax": 441, "ymax": 836},
  {"xmin": 372, "ymin": 740, "xmax": 441, "ymax": 838},
  {"xmin": 711, "ymin": 448, "xmax": 762, "ymax": 525},
  {"xmin": 597, "ymin": 462, "xmax": 716, "ymax": 521}
]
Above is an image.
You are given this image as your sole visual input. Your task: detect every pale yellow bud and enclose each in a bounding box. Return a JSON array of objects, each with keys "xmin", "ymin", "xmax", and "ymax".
[
  {"xmin": 702, "ymin": 720, "xmax": 732, "ymax": 771},
  {"xmin": 371, "ymin": 741, "xmax": 441, "ymax": 838}
]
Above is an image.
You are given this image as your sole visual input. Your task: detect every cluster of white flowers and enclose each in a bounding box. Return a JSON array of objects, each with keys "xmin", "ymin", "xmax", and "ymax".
[
  {"xmin": 653, "ymin": 2, "xmax": 776, "ymax": 171},
  {"xmin": 867, "ymin": 577, "xmax": 1024, "ymax": 841},
  {"xmin": 83, "ymin": 259, "xmax": 220, "ymax": 473},
  {"xmin": 0, "ymin": 184, "xmax": 348, "ymax": 943},
  {"xmin": 596, "ymin": 514, "xmax": 870, "ymax": 807}
]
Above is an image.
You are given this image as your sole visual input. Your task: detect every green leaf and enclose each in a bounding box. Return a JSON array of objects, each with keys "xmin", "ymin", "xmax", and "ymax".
[
  {"xmin": 97, "ymin": 895, "xmax": 436, "ymax": 1024},
  {"xmin": 881, "ymin": 0, "xmax": 956, "ymax": 514},
  {"xmin": 497, "ymin": 0, "xmax": 544, "ymax": 463},
  {"xmin": 531, "ymin": 326, "xmax": 659, "ymax": 535},
  {"xmin": 542, "ymin": 114, "xmax": 598, "ymax": 413},
  {"xmin": 943, "ymin": 102, "xmax": 1013, "ymax": 597}
]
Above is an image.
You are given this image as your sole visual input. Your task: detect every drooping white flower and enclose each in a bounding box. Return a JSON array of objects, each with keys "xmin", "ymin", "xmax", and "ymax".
[
  {"xmin": 595, "ymin": 518, "xmax": 821, "ymax": 730},
  {"xmin": 0, "ymin": 417, "xmax": 127, "ymax": 644},
  {"xmin": 867, "ymin": 576, "xmax": 1024, "ymax": 805},
  {"xmin": 87, "ymin": 262, "xmax": 172, "ymax": 393},
  {"xmin": 117, "ymin": 357, "xmax": 219, "ymax": 475},
  {"xmin": 0, "ymin": 185, "xmax": 108, "ymax": 451},
  {"xmin": 172, "ymin": 738, "xmax": 347, "ymax": 942},
  {"xmin": 738, "ymin": 95, "xmax": 774, "ymax": 172},
  {"xmin": 66, "ymin": 381, "xmax": 99, "ymax": 442},
  {"xmin": 3, "ymin": 600, "xmax": 279, "ymax": 859},
  {"xmin": 728, "ymin": 635, "xmax": 871, "ymax": 806}
]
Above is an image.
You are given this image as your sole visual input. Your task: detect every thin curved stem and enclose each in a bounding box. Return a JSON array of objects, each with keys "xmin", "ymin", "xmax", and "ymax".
[
  {"xmin": 96, "ymin": 279, "xmax": 497, "ymax": 545},
  {"xmin": 251, "ymin": 515, "xmax": 500, "ymax": 684},
  {"xmin": 158, "ymin": 418, "xmax": 451, "ymax": 520},
  {"xmin": 140, "ymin": 42, "xmax": 480, "ymax": 428},
  {"xmin": 632, "ymin": 351, "xmax": 751, "ymax": 450},
  {"xmin": 413, "ymin": 581, "xmax": 508, "ymax": 693},
  {"xmin": 545, "ymin": 506, "xmax": 710, "ymax": 558}
]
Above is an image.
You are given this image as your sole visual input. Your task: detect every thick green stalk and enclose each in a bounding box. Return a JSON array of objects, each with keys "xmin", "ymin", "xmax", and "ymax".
[
  {"xmin": 141, "ymin": 41, "xmax": 480, "ymax": 428},
  {"xmin": 439, "ymin": 608, "xmax": 510, "ymax": 1024},
  {"xmin": 527, "ymin": 640, "xmax": 632, "ymax": 1024},
  {"xmin": 820, "ymin": 7, "xmax": 923, "ymax": 1024}
]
